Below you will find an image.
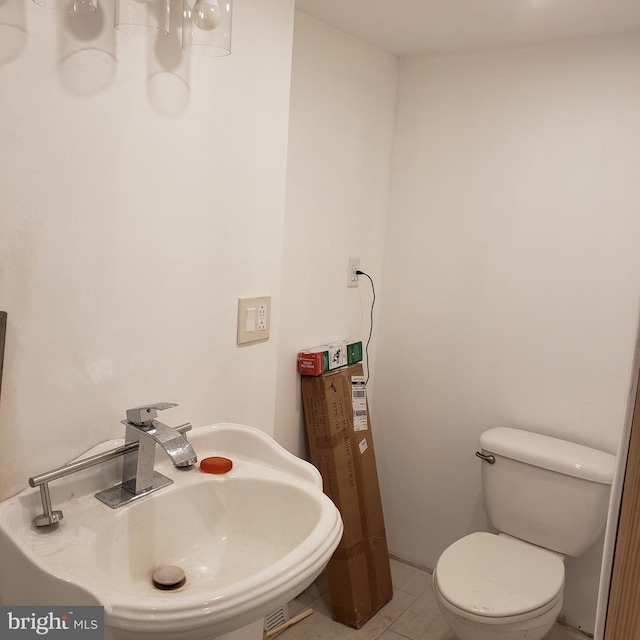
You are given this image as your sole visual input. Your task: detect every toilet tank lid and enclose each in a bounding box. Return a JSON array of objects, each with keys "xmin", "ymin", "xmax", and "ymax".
[{"xmin": 480, "ymin": 428, "xmax": 615, "ymax": 484}]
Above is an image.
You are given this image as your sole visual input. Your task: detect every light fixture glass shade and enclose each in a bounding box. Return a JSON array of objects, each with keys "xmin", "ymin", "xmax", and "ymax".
[
  {"xmin": 182, "ymin": 0, "xmax": 232, "ymax": 57},
  {"xmin": 32, "ymin": 0, "xmax": 97, "ymax": 12},
  {"xmin": 114, "ymin": 0, "xmax": 170, "ymax": 37}
]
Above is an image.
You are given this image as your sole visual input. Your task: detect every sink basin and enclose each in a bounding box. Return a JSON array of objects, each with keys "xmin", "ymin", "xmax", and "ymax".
[{"xmin": 0, "ymin": 423, "xmax": 343, "ymax": 640}]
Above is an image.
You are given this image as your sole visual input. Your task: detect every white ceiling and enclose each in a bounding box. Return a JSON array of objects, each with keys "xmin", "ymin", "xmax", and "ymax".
[{"xmin": 294, "ymin": 0, "xmax": 640, "ymax": 57}]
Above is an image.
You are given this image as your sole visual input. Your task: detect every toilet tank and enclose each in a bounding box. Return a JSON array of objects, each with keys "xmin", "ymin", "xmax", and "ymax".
[{"xmin": 479, "ymin": 427, "xmax": 616, "ymax": 556}]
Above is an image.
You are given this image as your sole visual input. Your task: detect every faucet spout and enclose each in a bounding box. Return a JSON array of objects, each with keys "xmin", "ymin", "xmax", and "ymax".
[{"xmin": 136, "ymin": 420, "xmax": 198, "ymax": 468}]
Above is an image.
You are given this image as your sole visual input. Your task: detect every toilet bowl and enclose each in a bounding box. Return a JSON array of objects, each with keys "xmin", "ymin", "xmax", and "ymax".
[
  {"xmin": 432, "ymin": 427, "xmax": 615, "ymax": 640},
  {"xmin": 432, "ymin": 532, "xmax": 564, "ymax": 640}
]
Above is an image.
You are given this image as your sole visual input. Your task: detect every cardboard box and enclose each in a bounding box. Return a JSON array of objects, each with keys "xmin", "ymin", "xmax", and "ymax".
[
  {"xmin": 297, "ymin": 341, "xmax": 363, "ymax": 377},
  {"xmin": 301, "ymin": 364, "xmax": 393, "ymax": 628}
]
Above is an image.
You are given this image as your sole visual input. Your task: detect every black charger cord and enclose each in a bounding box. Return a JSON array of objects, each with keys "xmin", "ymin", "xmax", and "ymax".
[{"xmin": 356, "ymin": 270, "xmax": 375, "ymax": 384}]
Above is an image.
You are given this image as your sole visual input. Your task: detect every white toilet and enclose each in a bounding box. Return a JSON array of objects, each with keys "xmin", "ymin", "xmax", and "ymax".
[{"xmin": 432, "ymin": 427, "xmax": 615, "ymax": 640}]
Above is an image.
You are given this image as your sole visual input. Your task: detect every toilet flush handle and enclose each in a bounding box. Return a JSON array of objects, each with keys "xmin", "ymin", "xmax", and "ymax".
[{"xmin": 475, "ymin": 451, "xmax": 495, "ymax": 464}]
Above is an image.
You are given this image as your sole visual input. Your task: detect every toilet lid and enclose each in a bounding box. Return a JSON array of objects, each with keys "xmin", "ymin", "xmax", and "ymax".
[{"xmin": 435, "ymin": 532, "xmax": 564, "ymax": 618}]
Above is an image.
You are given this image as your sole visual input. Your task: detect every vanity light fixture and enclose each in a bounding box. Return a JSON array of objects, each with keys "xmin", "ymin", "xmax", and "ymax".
[
  {"xmin": 32, "ymin": 0, "xmax": 97, "ymax": 12},
  {"xmin": 32, "ymin": 0, "xmax": 234, "ymax": 56},
  {"xmin": 182, "ymin": 0, "xmax": 233, "ymax": 56}
]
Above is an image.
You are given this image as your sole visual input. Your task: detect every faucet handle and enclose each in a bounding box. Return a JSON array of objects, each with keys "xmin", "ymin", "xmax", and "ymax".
[{"xmin": 125, "ymin": 403, "xmax": 178, "ymax": 427}]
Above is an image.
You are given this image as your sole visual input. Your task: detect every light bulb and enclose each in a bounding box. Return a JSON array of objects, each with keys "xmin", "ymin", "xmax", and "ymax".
[{"xmin": 192, "ymin": 0, "xmax": 221, "ymax": 30}]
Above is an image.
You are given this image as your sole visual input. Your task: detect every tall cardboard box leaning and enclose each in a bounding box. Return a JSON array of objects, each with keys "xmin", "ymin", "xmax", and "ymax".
[{"xmin": 301, "ymin": 363, "xmax": 393, "ymax": 628}]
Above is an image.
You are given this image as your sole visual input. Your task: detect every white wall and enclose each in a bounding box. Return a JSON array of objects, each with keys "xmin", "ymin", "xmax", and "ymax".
[
  {"xmin": 273, "ymin": 13, "xmax": 397, "ymax": 457},
  {"xmin": 373, "ymin": 32, "xmax": 640, "ymax": 633},
  {"xmin": 0, "ymin": 0, "xmax": 295, "ymax": 501}
]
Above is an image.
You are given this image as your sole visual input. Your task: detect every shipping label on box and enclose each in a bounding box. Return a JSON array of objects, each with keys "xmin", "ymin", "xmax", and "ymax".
[{"xmin": 351, "ymin": 375, "xmax": 368, "ymax": 431}]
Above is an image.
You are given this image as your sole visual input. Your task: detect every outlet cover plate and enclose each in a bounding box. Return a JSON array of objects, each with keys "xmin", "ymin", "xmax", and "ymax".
[
  {"xmin": 347, "ymin": 257, "xmax": 360, "ymax": 288},
  {"xmin": 237, "ymin": 296, "xmax": 271, "ymax": 345}
]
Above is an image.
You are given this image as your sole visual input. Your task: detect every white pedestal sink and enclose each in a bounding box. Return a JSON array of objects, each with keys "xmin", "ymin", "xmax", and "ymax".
[{"xmin": 0, "ymin": 423, "xmax": 343, "ymax": 640}]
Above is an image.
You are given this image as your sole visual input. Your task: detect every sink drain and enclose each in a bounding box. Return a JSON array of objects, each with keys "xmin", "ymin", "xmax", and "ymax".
[{"xmin": 152, "ymin": 565, "xmax": 186, "ymax": 591}]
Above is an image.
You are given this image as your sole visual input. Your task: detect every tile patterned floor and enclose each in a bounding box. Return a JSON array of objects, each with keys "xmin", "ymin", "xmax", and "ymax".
[{"xmin": 276, "ymin": 559, "xmax": 587, "ymax": 640}]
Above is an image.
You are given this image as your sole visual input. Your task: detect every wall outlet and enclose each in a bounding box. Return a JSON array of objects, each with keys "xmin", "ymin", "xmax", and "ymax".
[
  {"xmin": 347, "ymin": 257, "xmax": 360, "ymax": 288},
  {"xmin": 237, "ymin": 296, "xmax": 271, "ymax": 345}
]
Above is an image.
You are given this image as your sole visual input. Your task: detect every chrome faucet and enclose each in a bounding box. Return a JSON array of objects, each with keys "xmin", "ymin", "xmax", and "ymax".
[
  {"xmin": 95, "ymin": 403, "xmax": 197, "ymax": 509},
  {"xmin": 122, "ymin": 403, "xmax": 197, "ymax": 490}
]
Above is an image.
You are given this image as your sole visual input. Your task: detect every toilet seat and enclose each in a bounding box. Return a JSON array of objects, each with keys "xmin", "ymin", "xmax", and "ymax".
[
  {"xmin": 434, "ymin": 532, "xmax": 564, "ymax": 619},
  {"xmin": 433, "ymin": 573, "xmax": 563, "ymax": 626}
]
